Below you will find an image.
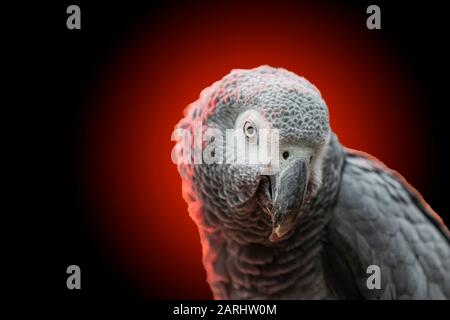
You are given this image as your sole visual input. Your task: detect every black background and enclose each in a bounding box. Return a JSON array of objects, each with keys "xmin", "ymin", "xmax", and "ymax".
[{"xmin": 13, "ymin": 0, "xmax": 449, "ymax": 304}]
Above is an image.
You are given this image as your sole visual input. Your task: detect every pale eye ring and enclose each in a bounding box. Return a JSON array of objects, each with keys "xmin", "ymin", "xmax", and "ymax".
[{"xmin": 244, "ymin": 121, "xmax": 256, "ymax": 138}]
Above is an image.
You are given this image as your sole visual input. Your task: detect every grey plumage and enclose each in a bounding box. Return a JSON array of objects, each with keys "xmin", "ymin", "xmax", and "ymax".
[{"xmin": 173, "ymin": 65, "xmax": 450, "ymax": 299}]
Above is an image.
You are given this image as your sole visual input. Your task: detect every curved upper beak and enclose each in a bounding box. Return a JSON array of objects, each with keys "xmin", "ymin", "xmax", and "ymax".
[{"xmin": 266, "ymin": 159, "xmax": 308, "ymax": 242}]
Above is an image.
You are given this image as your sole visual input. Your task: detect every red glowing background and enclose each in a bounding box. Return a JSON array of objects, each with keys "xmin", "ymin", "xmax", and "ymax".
[{"xmin": 85, "ymin": 2, "xmax": 429, "ymax": 299}]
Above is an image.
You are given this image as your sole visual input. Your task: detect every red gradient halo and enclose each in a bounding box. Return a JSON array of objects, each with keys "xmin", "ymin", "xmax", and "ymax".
[{"xmin": 86, "ymin": 2, "xmax": 426, "ymax": 299}]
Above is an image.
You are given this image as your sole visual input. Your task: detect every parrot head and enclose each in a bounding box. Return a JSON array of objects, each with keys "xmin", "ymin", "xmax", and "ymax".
[{"xmin": 174, "ymin": 66, "xmax": 331, "ymax": 242}]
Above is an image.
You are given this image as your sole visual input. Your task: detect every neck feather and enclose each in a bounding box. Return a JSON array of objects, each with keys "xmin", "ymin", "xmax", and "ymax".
[{"xmin": 216, "ymin": 134, "xmax": 345, "ymax": 299}]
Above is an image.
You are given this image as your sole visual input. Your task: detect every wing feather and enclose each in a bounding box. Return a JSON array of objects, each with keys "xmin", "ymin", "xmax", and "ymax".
[{"xmin": 327, "ymin": 149, "xmax": 450, "ymax": 299}]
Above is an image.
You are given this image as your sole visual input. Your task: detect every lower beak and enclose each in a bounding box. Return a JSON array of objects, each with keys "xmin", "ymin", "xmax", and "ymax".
[{"xmin": 268, "ymin": 159, "xmax": 308, "ymax": 242}]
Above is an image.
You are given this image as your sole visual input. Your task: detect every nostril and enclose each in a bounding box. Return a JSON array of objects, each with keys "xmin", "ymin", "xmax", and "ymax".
[{"xmin": 282, "ymin": 151, "xmax": 290, "ymax": 160}]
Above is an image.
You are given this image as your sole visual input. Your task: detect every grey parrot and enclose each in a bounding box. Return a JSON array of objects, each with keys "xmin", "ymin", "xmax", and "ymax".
[{"xmin": 172, "ymin": 66, "xmax": 450, "ymax": 299}]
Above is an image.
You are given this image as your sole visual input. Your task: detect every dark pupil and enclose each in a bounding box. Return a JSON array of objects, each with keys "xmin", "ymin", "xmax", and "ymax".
[
  {"xmin": 246, "ymin": 126, "xmax": 254, "ymax": 135},
  {"xmin": 282, "ymin": 151, "xmax": 290, "ymax": 159}
]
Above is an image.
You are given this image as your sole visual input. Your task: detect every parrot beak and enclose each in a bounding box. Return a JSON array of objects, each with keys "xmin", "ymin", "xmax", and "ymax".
[{"xmin": 268, "ymin": 159, "xmax": 308, "ymax": 242}]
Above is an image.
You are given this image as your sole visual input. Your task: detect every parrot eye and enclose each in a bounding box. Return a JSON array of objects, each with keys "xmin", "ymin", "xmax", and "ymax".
[{"xmin": 244, "ymin": 121, "xmax": 257, "ymax": 138}]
